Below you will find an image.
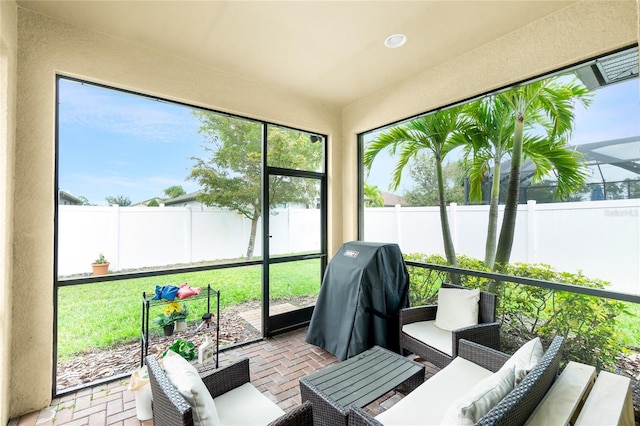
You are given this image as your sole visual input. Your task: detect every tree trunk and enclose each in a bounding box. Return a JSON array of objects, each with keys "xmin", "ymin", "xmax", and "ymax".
[
  {"xmin": 246, "ymin": 211, "xmax": 260, "ymax": 260},
  {"xmin": 436, "ymin": 156, "xmax": 457, "ymax": 266},
  {"xmin": 495, "ymin": 114, "xmax": 524, "ymax": 268},
  {"xmin": 484, "ymin": 154, "xmax": 502, "ymax": 269}
]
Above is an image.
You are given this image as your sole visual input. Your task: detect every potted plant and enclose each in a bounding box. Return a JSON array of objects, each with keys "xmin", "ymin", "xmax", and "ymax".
[
  {"xmin": 172, "ymin": 304, "xmax": 188, "ymax": 332},
  {"xmin": 91, "ymin": 253, "xmax": 110, "ymax": 276},
  {"xmin": 153, "ymin": 313, "xmax": 175, "ymax": 336}
]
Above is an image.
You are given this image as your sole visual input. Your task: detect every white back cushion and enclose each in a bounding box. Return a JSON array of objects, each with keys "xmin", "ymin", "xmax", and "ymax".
[
  {"xmin": 163, "ymin": 350, "xmax": 220, "ymax": 426},
  {"xmin": 441, "ymin": 365, "xmax": 516, "ymax": 425},
  {"xmin": 499, "ymin": 336, "xmax": 544, "ymax": 383},
  {"xmin": 434, "ymin": 288, "xmax": 480, "ymax": 331}
]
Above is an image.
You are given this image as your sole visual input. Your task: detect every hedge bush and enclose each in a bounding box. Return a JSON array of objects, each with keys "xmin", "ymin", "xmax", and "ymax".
[{"xmin": 404, "ymin": 253, "xmax": 627, "ymax": 369}]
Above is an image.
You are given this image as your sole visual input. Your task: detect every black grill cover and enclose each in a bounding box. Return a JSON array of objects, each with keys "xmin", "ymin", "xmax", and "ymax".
[{"xmin": 306, "ymin": 241, "xmax": 410, "ymax": 361}]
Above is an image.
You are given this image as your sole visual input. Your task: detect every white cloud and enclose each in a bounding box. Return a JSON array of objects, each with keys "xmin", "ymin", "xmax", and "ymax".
[{"xmin": 58, "ymin": 79, "xmax": 199, "ymax": 144}]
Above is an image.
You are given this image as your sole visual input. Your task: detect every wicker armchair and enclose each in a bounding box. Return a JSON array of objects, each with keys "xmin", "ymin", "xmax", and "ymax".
[
  {"xmin": 146, "ymin": 355, "xmax": 313, "ymax": 426},
  {"xmin": 400, "ymin": 282, "xmax": 500, "ymax": 368}
]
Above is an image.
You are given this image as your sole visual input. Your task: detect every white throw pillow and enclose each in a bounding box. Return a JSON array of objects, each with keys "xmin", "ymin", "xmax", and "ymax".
[
  {"xmin": 162, "ymin": 350, "xmax": 220, "ymax": 426},
  {"xmin": 499, "ymin": 337, "xmax": 544, "ymax": 384},
  {"xmin": 434, "ymin": 287, "xmax": 480, "ymax": 331},
  {"xmin": 440, "ymin": 365, "xmax": 516, "ymax": 425}
]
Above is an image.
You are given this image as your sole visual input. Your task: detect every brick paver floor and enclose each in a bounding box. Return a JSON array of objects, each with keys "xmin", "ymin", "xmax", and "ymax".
[{"xmin": 8, "ymin": 327, "xmax": 439, "ymax": 425}]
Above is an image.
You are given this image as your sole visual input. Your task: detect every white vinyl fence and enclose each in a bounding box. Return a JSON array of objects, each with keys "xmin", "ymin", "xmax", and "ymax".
[
  {"xmin": 364, "ymin": 199, "xmax": 640, "ymax": 294},
  {"xmin": 57, "ymin": 205, "xmax": 320, "ymax": 276},
  {"xmin": 58, "ymin": 200, "xmax": 640, "ymax": 294}
]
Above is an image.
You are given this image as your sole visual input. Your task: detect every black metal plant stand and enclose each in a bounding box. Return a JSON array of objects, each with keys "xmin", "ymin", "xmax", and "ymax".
[{"xmin": 141, "ymin": 284, "xmax": 220, "ymax": 367}]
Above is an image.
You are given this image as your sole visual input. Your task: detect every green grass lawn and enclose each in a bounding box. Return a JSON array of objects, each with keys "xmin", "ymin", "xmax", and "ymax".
[
  {"xmin": 57, "ymin": 260, "xmax": 321, "ymax": 360},
  {"xmin": 616, "ymin": 301, "xmax": 640, "ymax": 350}
]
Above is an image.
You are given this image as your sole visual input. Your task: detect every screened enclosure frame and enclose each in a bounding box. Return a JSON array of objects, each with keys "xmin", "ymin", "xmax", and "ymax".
[{"xmin": 53, "ymin": 75, "xmax": 328, "ymax": 396}]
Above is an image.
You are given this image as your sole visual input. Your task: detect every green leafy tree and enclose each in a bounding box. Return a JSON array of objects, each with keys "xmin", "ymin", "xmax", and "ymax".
[
  {"xmin": 628, "ymin": 179, "xmax": 640, "ymax": 198},
  {"xmin": 163, "ymin": 185, "xmax": 186, "ymax": 199},
  {"xmin": 363, "ymin": 183, "xmax": 384, "ymax": 207},
  {"xmin": 364, "ymin": 106, "xmax": 469, "ymax": 266},
  {"xmin": 105, "ymin": 195, "xmax": 131, "ymax": 206},
  {"xmin": 403, "ymin": 154, "xmax": 465, "ymax": 206},
  {"xmin": 494, "ymin": 78, "xmax": 591, "ymax": 267},
  {"xmin": 147, "ymin": 199, "xmax": 160, "ymax": 207},
  {"xmin": 189, "ymin": 113, "xmax": 322, "ymax": 259},
  {"xmin": 77, "ymin": 196, "xmax": 93, "ymax": 206}
]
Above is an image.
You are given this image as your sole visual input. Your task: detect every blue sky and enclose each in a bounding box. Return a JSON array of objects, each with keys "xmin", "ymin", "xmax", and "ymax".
[
  {"xmin": 58, "ymin": 79, "xmax": 205, "ymax": 205},
  {"xmin": 58, "ymin": 76, "xmax": 639, "ymax": 205}
]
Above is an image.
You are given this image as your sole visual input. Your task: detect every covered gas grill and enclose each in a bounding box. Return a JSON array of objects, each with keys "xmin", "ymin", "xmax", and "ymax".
[{"xmin": 306, "ymin": 241, "xmax": 410, "ymax": 361}]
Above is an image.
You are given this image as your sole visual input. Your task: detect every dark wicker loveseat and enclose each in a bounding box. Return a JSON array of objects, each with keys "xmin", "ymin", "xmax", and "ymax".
[
  {"xmin": 146, "ymin": 355, "xmax": 313, "ymax": 426},
  {"xmin": 348, "ymin": 336, "xmax": 565, "ymax": 426},
  {"xmin": 400, "ymin": 282, "xmax": 501, "ymax": 368}
]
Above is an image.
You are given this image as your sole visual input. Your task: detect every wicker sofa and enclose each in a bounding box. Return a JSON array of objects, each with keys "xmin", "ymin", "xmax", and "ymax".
[
  {"xmin": 146, "ymin": 355, "xmax": 313, "ymax": 426},
  {"xmin": 400, "ymin": 282, "xmax": 501, "ymax": 368},
  {"xmin": 348, "ymin": 336, "xmax": 565, "ymax": 426}
]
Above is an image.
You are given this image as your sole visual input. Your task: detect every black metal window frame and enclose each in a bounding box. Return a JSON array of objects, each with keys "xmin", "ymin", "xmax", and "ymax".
[
  {"xmin": 262, "ymin": 122, "xmax": 328, "ymax": 337},
  {"xmin": 53, "ymin": 75, "xmax": 328, "ymax": 396},
  {"xmin": 406, "ymin": 260, "xmax": 640, "ymax": 304},
  {"xmin": 357, "ymin": 44, "xmax": 639, "ymax": 239}
]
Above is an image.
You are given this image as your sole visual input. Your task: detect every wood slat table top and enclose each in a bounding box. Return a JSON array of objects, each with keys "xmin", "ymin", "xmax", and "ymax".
[{"xmin": 300, "ymin": 345, "xmax": 424, "ymax": 409}]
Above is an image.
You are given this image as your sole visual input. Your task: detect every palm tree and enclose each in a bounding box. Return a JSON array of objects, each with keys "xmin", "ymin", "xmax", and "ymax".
[
  {"xmin": 364, "ymin": 106, "xmax": 467, "ymax": 266},
  {"xmin": 458, "ymin": 90, "xmax": 589, "ymax": 269},
  {"xmin": 363, "ymin": 183, "xmax": 385, "ymax": 207},
  {"xmin": 494, "ymin": 77, "xmax": 591, "ymax": 267},
  {"xmin": 454, "ymin": 97, "xmax": 516, "ymax": 268}
]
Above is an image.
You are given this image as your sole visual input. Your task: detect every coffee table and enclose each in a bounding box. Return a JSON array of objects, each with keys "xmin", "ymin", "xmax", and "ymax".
[{"xmin": 299, "ymin": 345, "xmax": 425, "ymax": 426}]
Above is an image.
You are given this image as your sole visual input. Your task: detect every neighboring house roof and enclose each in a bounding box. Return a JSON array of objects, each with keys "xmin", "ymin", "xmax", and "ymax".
[
  {"xmin": 381, "ymin": 192, "xmax": 407, "ymax": 207},
  {"xmin": 58, "ymin": 190, "xmax": 82, "ymax": 205},
  {"xmin": 163, "ymin": 190, "xmax": 203, "ymax": 206},
  {"xmin": 132, "ymin": 197, "xmax": 164, "ymax": 207}
]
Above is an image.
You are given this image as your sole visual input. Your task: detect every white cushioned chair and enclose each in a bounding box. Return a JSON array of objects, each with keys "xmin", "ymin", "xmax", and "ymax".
[
  {"xmin": 400, "ymin": 283, "xmax": 500, "ymax": 368},
  {"xmin": 146, "ymin": 354, "xmax": 313, "ymax": 426}
]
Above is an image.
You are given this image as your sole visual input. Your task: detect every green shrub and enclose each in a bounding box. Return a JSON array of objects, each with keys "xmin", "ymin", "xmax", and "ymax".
[
  {"xmin": 404, "ymin": 253, "xmax": 627, "ymax": 369},
  {"xmin": 404, "ymin": 253, "xmax": 447, "ymax": 305}
]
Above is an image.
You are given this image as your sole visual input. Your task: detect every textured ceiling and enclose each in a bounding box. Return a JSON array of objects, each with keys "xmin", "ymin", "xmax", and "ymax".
[{"xmin": 17, "ymin": 0, "xmax": 576, "ymax": 106}]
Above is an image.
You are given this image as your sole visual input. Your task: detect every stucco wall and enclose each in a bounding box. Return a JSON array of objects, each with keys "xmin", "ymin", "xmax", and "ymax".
[
  {"xmin": 1, "ymin": 0, "xmax": 17, "ymax": 423},
  {"xmin": 12, "ymin": 8, "xmax": 342, "ymax": 417},
  {"xmin": 340, "ymin": 0, "xmax": 639, "ymax": 241},
  {"xmin": 7, "ymin": 0, "xmax": 640, "ymax": 419}
]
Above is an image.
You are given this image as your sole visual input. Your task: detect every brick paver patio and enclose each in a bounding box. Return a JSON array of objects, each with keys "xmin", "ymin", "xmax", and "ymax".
[{"xmin": 8, "ymin": 327, "xmax": 439, "ymax": 425}]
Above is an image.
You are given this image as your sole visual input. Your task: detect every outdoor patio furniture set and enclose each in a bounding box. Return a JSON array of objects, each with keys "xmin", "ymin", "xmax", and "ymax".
[{"xmin": 144, "ymin": 283, "xmax": 634, "ymax": 425}]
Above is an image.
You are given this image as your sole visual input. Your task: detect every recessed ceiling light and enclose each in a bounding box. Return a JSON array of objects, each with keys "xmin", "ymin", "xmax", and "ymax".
[{"xmin": 384, "ymin": 34, "xmax": 407, "ymax": 48}]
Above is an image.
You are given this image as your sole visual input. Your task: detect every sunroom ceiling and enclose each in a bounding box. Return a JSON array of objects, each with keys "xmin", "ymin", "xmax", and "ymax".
[{"xmin": 17, "ymin": 0, "xmax": 576, "ymax": 106}]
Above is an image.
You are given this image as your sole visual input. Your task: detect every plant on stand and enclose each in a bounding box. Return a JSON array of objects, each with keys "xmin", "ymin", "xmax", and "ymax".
[
  {"xmin": 153, "ymin": 312, "xmax": 175, "ymax": 336},
  {"xmin": 91, "ymin": 253, "xmax": 110, "ymax": 276},
  {"xmin": 153, "ymin": 301, "xmax": 182, "ymax": 336},
  {"xmin": 173, "ymin": 304, "xmax": 188, "ymax": 332}
]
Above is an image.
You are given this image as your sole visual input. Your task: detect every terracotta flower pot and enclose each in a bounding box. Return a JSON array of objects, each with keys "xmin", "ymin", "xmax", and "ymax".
[{"xmin": 91, "ymin": 262, "xmax": 110, "ymax": 276}]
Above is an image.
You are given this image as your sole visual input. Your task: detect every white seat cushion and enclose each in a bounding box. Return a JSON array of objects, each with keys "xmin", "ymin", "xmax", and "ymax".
[
  {"xmin": 434, "ymin": 288, "xmax": 480, "ymax": 331},
  {"xmin": 214, "ymin": 382, "xmax": 285, "ymax": 425},
  {"xmin": 403, "ymin": 320, "xmax": 453, "ymax": 356},
  {"xmin": 162, "ymin": 350, "xmax": 220, "ymax": 426},
  {"xmin": 375, "ymin": 356, "xmax": 493, "ymax": 425}
]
